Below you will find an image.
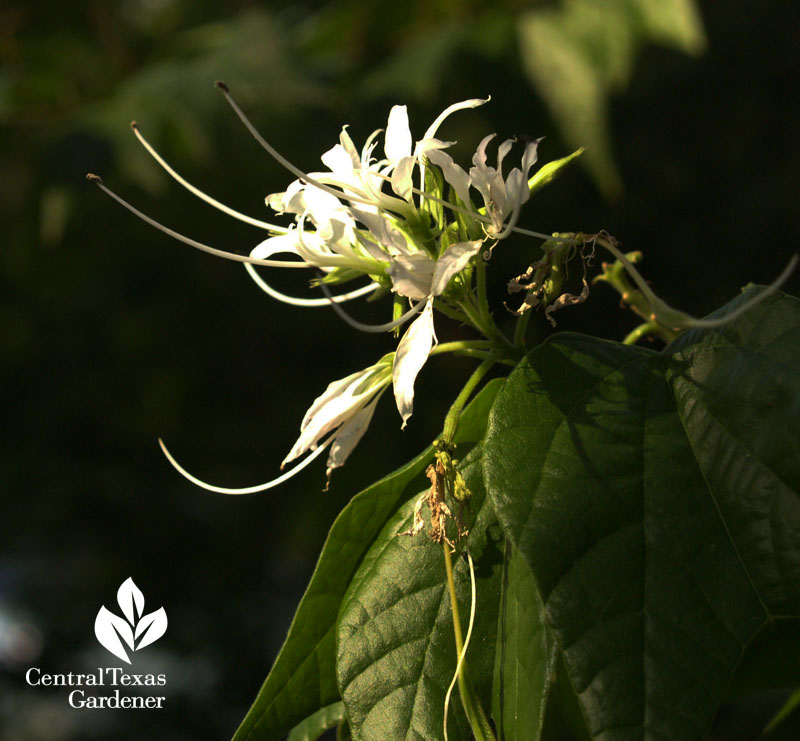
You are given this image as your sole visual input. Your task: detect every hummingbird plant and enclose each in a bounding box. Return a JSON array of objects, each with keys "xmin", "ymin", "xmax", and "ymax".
[{"xmin": 90, "ymin": 83, "xmax": 800, "ymax": 741}]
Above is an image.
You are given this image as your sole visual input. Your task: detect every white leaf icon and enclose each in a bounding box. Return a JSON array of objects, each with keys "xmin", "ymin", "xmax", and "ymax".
[
  {"xmin": 135, "ymin": 607, "xmax": 168, "ymax": 649},
  {"xmin": 95, "ymin": 606, "xmax": 134, "ymax": 663},
  {"xmin": 117, "ymin": 577, "xmax": 145, "ymax": 624},
  {"xmin": 95, "ymin": 579, "xmax": 167, "ymax": 662}
]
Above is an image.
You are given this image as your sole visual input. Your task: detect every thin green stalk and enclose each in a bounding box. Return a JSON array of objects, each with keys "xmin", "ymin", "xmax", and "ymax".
[
  {"xmin": 513, "ymin": 306, "xmax": 532, "ymax": 350},
  {"xmin": 442, "ymin": 357, "xmax": 495, "ymax": 445},
  {"xmin": 475, "ymin": 255, "xmax": 492, "ymax": 329},
  {"xmin": 443, "ymin": 541, "xmax": 494, "ymax": 741},
  {"xmin": 440, "ymin": 358, "xmax": 497, "ymax": 740},
  {"xmin": 431, "ymin": 339, "xmax": 492, "ymax": 357}
]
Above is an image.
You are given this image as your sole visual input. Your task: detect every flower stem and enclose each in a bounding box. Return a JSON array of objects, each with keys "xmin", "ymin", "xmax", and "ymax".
[
  {"xmin": 442, "ymin": 357, "xmax": 495, "ymax": 445},
  {"xmin": 442, "ymin": 542, "xmax": 490, "ymax": 741},
  {"xmin": 439, "ymin": 358, "xmax": 497, "ymax": 740},
  {"xmin": 513, "ymin": 306, "xmax": 532, "ymax": 350}
]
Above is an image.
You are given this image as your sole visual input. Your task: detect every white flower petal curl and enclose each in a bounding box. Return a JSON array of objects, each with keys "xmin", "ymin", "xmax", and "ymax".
[
  {"xmin": 431, "ymin": 241, "xmax": 484, "ymax": 296},
  {"xmin": 393, "ymin": 299, "xmax": 436, "ymax": 428},
  {"xmin": 283, "ymin": 359, "xmax": 392, "ymax": 466},
  {"xmin": 387, "ymin": 253, "xmax": 436, "ymax": 300},
  {"xmin": 326, "ymin": 394, "xmax": 383, "ymax": 476}
]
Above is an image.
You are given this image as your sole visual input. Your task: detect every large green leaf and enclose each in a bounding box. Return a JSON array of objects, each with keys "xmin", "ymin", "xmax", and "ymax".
[
  {"xmin": 483, "ymin": 291, "xmax": 800, "ymax": 739},
  {"xmin": 233, "ymin": 378, "xmax": 503, "ymax": 741},
  {"xmin": 336, "ymin": 444, "xmax": 505, "ymax": 741},
  {"xmin": 492, "ymin": 542, "xmax": 557, "ymax": 741}
]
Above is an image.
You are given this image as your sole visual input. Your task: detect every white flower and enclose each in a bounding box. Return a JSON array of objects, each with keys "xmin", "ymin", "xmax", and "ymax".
[
  {"xmin": 426, "ymin": 135, "xmax": 541, "ymax": 239},
  {"xmin": 389, "ymin": 240, "xmax": 484, "ymax": 426},
  {"xmin": 282, "ymin": 355, "xmax": 393, "ymax": 477}
]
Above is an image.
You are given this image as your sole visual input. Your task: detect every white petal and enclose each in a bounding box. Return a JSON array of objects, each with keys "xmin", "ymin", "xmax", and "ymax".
[
  {"xmin": 425, "ymin": 149, "xmax": 472, "ymax": 207},
  {"xmin": 251, "ymin": 232, "xmax": 302, "ymax": 261},
  {"xmin": 431, "ymin": 240, "xmax": 483, "ymax": 296},
  {"xmin": 393, "ymin": 300, "xmax": 436, "ymax": 428},
  {"xmin": 421, "ymin": 98, "xmax": 489, "ymax": 141},
  {"xmin": 387, "ymin": 253, "xmax": 435, "ymax": 300},
  {"xmin": 391, "ymin": 155, "xmax": 416, "ymax": 200},
  {"xmin": 472, "ymin": 133, "xmax": 495, "ymax": 170},
  {"xmin": 522, "ymin": 138, "xmax": 541, "ymax": 173},
  {"xmin": 385, "ymin": 105, "xmax": 412, "ymax": 163},
  {"xmin": 496, "ymin": 138, "xmax": 515, "ymax": 173},
  {"xmin": 320, "ymin": 144, "xmax": 358, "ymax": 181},
  {"xmin": 326, "ymin": 395, "xmax": 381, "ymax": 474},
  {"xmin": 283, "ymin": 360, "xmax": 391, "ymax": 466},
  {"xmin": 339, "ymin": 126, "xmax": 361, "ymax": 166},
  {"xmin": 283, "ymin": 371, "xmax": 371, "ymax": 465}
]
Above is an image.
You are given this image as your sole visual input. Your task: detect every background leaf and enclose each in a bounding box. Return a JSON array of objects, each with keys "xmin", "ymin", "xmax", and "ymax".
[
  {"xmin": 517, "ymin": 0, "xmax": 706, "ymax": 197},
  {"xmin": 483, "ymin": 291, "xmax": 800, "ymax": 738}
]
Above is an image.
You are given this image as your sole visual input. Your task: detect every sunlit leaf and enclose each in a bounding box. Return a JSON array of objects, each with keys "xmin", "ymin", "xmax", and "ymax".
[
  {"xmin": 336, "ymin": 445, "xmax": 503, "ymax": 740},
  {"xmin": 286, "ymin": 702, "xmax": 347, "ymax": 741},
  {"xmin": 233, "ymin": 379, "xmax": 504, "ymax": 741}
]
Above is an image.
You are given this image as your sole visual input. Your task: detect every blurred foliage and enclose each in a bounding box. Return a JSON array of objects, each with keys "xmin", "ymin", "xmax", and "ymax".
[{"xmin": 2, "ymin": 0, "xmax": 705, "ymax": 207}]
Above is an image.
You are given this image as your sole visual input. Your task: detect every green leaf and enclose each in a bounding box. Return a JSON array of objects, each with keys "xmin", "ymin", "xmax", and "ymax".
[
  {"xmin": 287, "ymin": 702, "xmax": 346, "ymax": 741},
  {"xmin": 528, "ymin": 148, "xmax": 585, "ymax": 198},
  {"xmin": 483, "ymin": 291, "xmax": 800, "ymax": 738},
  {"xmin": 336, "ymin": 445, "xmax": 504, "ymax": 740},
  {"xmin": 492, "ymin": 542, "xmax": 557, "ymax": 740},
  {"xmin": 234, "ymin": 378, "xmax": 503, "ymax": 741}
]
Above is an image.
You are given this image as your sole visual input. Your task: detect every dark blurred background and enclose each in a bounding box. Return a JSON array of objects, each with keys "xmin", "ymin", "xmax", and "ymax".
[{"xmin": 1, "ymin": 1, "xmax": 798, "ymax": 738}]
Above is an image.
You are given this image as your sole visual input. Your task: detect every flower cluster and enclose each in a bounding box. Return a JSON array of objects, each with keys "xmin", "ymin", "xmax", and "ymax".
[
  {"xmin": 90, "ymin": 86, "xmax": 556, "ymax": 492},
  {"xmin": 89, "ymin": 83, "xmax": 795, "ymax": 494}
]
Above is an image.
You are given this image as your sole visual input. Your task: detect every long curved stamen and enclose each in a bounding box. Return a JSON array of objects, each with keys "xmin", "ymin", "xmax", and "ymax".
[
  {"xmin": 130, "ymin": 122, "xmax": 287, "ymax": 233},
  {"xmin": 600, "ymin": 238, "xmax": 798, "ymax": 329},
  {"xmin": 318, "ymin": 279, "xmax": 424, "ymax": 332},
  {"xmin": 215, "ymin": 81, "xmax": 412, "ymax": 217},
  {"xmin": 245, "ymin": 263, "xmax": 380, "ymax": 306},
  {"xmin": 159, "ymin": 436, "xmax": 331, "ymax": 495},
  {"xmin": 86, "ymin": 174, "xmax": 310, "ymax": 268},
  {"xmin": 680, "ymin": 254, "xmax": 799, "ymax": 328},
  {"xmin": 443, "ymin": 551, "xmax": 478, "ymax": 741}
]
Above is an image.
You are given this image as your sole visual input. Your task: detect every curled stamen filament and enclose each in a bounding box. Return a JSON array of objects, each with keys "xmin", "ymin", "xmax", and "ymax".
[
  {"xmin": 245, "ymin": 264, "xmax": 380, "ymax": 307},
  {"xmin": 86, "ymin": 174, "xmax": 309, "ymax": 268},
  {"xmin": 599, "ymin": 236, "xmax": 798, "ymax": 329},
  {"xmin": 130, "ymin": 122, "xmax": 287, "ymax": 233},
  {"xmin": 443, "ymin": 551, "xmax": 477, "ymax": 741},
  {"xmin": 318, "ymin": 279, "xmax": 424, "ymax": 332},
  {"xmin": 215, "ymin": 81, "xmax": 412, "ymax": 217},
  {"xmin": 159, "ymin": 436, "xmax": 331, "ymax": 495}
]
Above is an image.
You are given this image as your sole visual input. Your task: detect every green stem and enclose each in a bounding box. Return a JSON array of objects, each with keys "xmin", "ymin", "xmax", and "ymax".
[
  {"xmin": 442, "ymin": 543, "xmax": 494, "ymax": 741},
  {"xmin": 437, "ymin": 358, "xmax": 498, "ymax": 740},
  {"xmin": 513, "ymin": 306, "xmax": 532, "ymax": 350},
  {"xmin": 442, "ymin": 357, "xmax": 495, "ymax": 445},
  {"xmin": 475, "ymin": 255, "xmax": 492, "ymax": 328},
  {"xmin": 431, "ymin": 340, "xmax": 492, "ymax": 357}
]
